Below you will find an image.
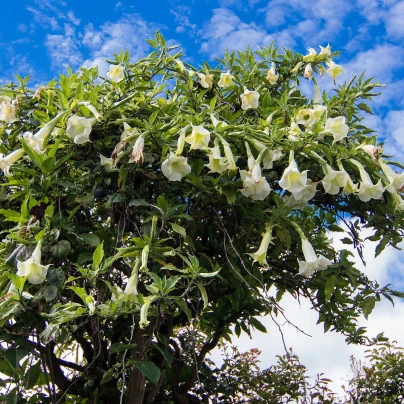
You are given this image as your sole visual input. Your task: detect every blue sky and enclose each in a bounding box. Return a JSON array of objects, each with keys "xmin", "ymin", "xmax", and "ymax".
[
  {"xmin": 2, "ymin": 0, "xmax": 404, "ymax": 395},
  {"xmin": 2, "ymin": 0, "xmax": 404, "ymax": 159}
]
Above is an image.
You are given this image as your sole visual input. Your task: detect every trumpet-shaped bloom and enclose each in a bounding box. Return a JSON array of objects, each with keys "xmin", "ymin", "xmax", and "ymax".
[
  {"xmin": 313, "ymin": 104, "xmax": 327, "ymax": 121},
  {"xmin": 218, "ymin": 71, "xmax": 235, "ymax": 88},
  {"xmin": 139, "ymin": 296, "xmax": 158, "ymax": 328},
  {"xmin": 324, "ymin": 116, "xmax": 349, "ymax": 144},
  {"xmin": 16, "ymin": 242, "xmax": 50, "ymax": 285},
  {"xmin": 113, "ymin": 271, "xmax": 139, "ymax": 303},
  {"xmin": 161, "ymin": 153, "xmax": 191, "ymax": 181},
  {"xmin": 23, "ymin": 111, "xmax": 67, "ymax": 153},
  {"xmin": 106, "ymin": 65, "xmax": 125, "ymax": 83},
  {"xmin": 0, "ymin": 96, "xmax": 18, "ymax": 124},
  {"xmin": 66, "ymin": 115, "xmax": 95, "ymax": 145},
  {"xmin": 321, "ymin": 165, "xmax": 350, "ymax": 195},
  {"xmin": 285, "ymin": 180, "xmax": 318, "ymax": 208},
  {"xmin": 121, "ymin": 122, "xmax": 139, "ymax": 141},
  {"xmin": 319, "ymin": 44, "xmax": 332, "ymax": 56},
  {"xmin": 279, "ymin": 158, "xmax": 308, "ymax": 194},
  {"xmin": 295, "ymin": 108, "xmax": 316, "ymax": 127},
  {"xmin": 391, "ymin": 191, "xmax": 404, "ymax": 211},
  {"xmin": 327, "ymin": 61, "xmax": 345, "ymax": 80},
  {"xmin": 343, "ymin": 176, "xmax": 359, "ymax": 195},
  {"xmin": 0, "ymin": 149, "xmax": 25, "ymax": 177},
  {"xmin": 313, "ymin": 81, "xmax": 323, "ymax": 104},
  {"xmin": 130, "ymin": 136, "xmax": 145, "ymax": 164},
  {"xmin": 298, "ymin": 238, "xmax": 332, "ymax": 278},
  {"xmin": 251, "ymin": 140, "xmax": 283, "ymax": 169},
  {"xmin": 206, "ymin": 144, "xmax": 228, "ymax": 174},
  {"xmin": 302, "ymin": 47, "xmax": 317, "ymax": 62},
  {"xmin": 99, "ymin": 155, "xmax": 115, "ymax": 171},
  {"xmin": 222, "ymin": 142, "xmax": 238, "ymax": 171},
  {"xmin": 380, "ymin": 162, "xmax": 404, "ymax": 193},
  {"xmin": 304, "ymin": 63, "xmax": 313, "ymax": 80},
  {"xmin": 288, "ymin": 122, "xmax": 303, "ymax": 141},
  {"xmin": 239, "ymin": 166, "xmax": 272, "ymax": 201},
  {"xmin": 248, "ymin": 227, "xmax": 274, "ymax": 267},
  {"xmin": 240, "ymin": 88, "xmax": 260, "ymax": 110},
  {"xmin": 266, "ymin": 63, "xmax": 279, "ymax": 85},
  {"xmin": 198, "ymin": 73, "xmax": 214, "ymax": 89},
  {"xmin": 357, "ymin": 165, "xmax": 384, "ymax": 202},
  {"xmin": 362, "ymin": 144, "xmax": 383, "ymax": 160},
  {"xmin": 185, "ymin": 125, "xmax": 211, "ymax": 150}
]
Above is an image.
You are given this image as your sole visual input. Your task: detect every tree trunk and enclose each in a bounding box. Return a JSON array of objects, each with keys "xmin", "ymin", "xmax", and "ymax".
[{"xmin": 125, "ymin": 320, "xmax": 156, "ymax": 404}]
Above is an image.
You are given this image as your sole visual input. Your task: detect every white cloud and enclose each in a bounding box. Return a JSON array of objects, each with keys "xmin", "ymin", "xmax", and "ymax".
[
  {"xmin": 199, "ymin": 8, "xmax": 274, "ymax": 57},
  {"xmin": 80, "ymin": 15, "xmax": 159, "ymax": 73},
  {"xmin": 171, "ymin": 5, "xmax": 197, "ymax": 36},
  {"xmin": 67, "ymin": 11, "xmax": 81, "ymax": 26},
  {"xmin": 45, "ymin": 30, "xmax": 82, "ymax": 68}
]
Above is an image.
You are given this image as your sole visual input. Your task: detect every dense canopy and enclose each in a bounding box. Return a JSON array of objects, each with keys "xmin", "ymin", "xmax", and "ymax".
[{"xmin": 0, "ymin": 32, "xmax": 403, "ymax": 403}]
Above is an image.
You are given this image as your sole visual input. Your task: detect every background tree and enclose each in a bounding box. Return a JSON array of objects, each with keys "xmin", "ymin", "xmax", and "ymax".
[{"xmin": 0, "ymin": 32, "xmax": 403, "ymax": 403}]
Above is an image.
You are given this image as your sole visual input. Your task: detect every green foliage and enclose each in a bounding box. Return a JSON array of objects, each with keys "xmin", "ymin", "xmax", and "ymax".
[{"xmin": 0, "ymin": 31, "xmax": 403, "ymax": 402}]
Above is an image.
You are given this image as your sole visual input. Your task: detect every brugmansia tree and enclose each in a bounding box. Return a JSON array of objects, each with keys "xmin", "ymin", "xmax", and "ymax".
[{"xmin": 0, "ymin": 31, "xmax": 403, "ymax": 403}]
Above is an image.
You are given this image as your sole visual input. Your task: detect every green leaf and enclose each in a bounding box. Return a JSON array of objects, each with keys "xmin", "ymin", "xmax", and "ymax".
[
  {"xmin": 93, "ymin": 242, "xmax": 104, "ymax": 269},
  {"xmin": 375, "ymin": 234, "xmax": 391, "ymax": 257},
  {"xmin": 324, "ymin": 275, "xmax": 337, "ymax": 303},
  {"xmin": 156, "ymin": 195, "xmax": 168, "ymax": 214},
  {"xmin": 357, "ymin": 103, "xmax": 374, "ymax": 115},
  {"xmin": 43, "ymin": 285, "xmax": 58, "ymax": 302},
  {"xmin": 170, "ymin": 223, "xmax": 186, "ymax": 238},
  {"xmin": 0, "ymin": 209, "xmax": 22, "ymax": 223},
  {"xmin": 136, "ymin": 361, "xmax": 161, "ymax": 385},
  {"xmin": 362, "ymin": 296, "xmax": 376, "ymax": 319},
  {"xmin": 5, "ymin": 348, "xmax": 29, "ymax": 368},
  {"xmin": 80, "ymin": 233, "xmax": 100, "ymax": 247},
  {"xmin": 109, "ymin": 343, "xmax": 137, "ymax": 355},
  {"xmin": 25, "ymin": 361, "xmax": 42, "ymax": 389},
  {"xmin": 250, "ymin": 317, "xmax": 267, "ymax": 333},
  {"xmin": 198, "ymin": 283, "xmax": 208, "ymax": 309},
  {"xmin": 172, "ymin": 297, "xmax": 192, "ymax": 322}
]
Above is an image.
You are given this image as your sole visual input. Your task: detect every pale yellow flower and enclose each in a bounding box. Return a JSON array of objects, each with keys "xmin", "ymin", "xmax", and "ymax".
[
  {"xmin": 106, "ymin": 65, "xmax": 125, "ymax": 83},
  {"xmin": 218, "ymin": 71, "xmax": 235, "ymax": 88},
  {"xmin": 240, "ymin": 88, "xmax": 260, "ymax": 110},
  {"xmin": 185, "ymin": 125, "xmax": 211, "ymax": 150},
  {"xmin": 16, "ymin": 241, "xmax": 50, "ymax": 285},
  {"xmin": 161, "ymin": 153, "xmax": 191, "ymax": 181},
  {"xmin": 266, "ymin": 63, "xmax": 279, "ymax": 85}
]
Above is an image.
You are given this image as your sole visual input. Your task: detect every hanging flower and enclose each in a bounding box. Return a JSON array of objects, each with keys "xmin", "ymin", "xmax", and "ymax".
[
  {"xmin": 185, "ymin": 125, "xmax": 211, "ymax": 150},
  {"xmin": 139, "ymin": 296, "xmax": 158, "ymax": 328},
  {"xmin": 198, "ymin": 73, "xmax": 214, "ymax": 89},
  {"xmin": 380, "ymin": 162, "xmax": 404, "ymax": 193},
  {"xmin": 266, "ymin": 63, "xmax": 279, "ymax": 85},
  {"xmin": 130, "ymin": 136, "xmax": 145, "ymax": 164},
  {"xmin": 121, "ymin": 122, "xmax": 140, "ymax": 141},
  {"xmin": 279, "ymin": 155, "xmax": 308, "ymax": 194},
  {"xmin": 302, "ymin": 47, "xmax": 317, "ymax": 62},
  {"xmin": 23, "ymin": 111, "xmax": 67, "ymax": 153},
  {"xmin": 313, "ymin": 80, "xmax": 323, "ymax": 104},
  {"xmin": 288, "ymin": 122, "xmax": 303, "ymax": 141},
  {"xmin": 304, "ymin": 63, "xmax": 313, "ymax": 80},
  {"xmin": 99, "ymin": 155, "xmax": 115, "ymax": 171},
  {"xmin": 250, "ymin": 140, "xmax": 283, "ymax": 169},
  {"xmin": 319, "ymin": 44, "xmax": 332, "ymax": 56},
  {"xmin": 298, "ymin": 237, "xmax": 332, "ymax": 278},
  {"xmin": 0, "ymin": 149, "xmax": 25, "ymax": 177},
  {"xmin": 313, "ymin": 104, "xmax": 327, "ymax": 121},
  {"xmin": 295, "ymin": 108, "xmax": 316, "ymax": 128},
  {"xmin": 324, "ymin": 116, "xmax": 349, "ymax": 144},
  {"xmin": 222, "ymin": 142, "xmax": 237, "ymax": 171},
  {"xmin": 205, "ymin": 143, "xmax": 228, "ymax": 174},
  {"xmin": 284, "ymin": 180, "xmax": 318, "ymax": 208},
  {"xmin": 327, "ymin": 61, "xmax": 345, "ymax": 80},
  {"xmin": 66, "ymin": 115, "xmax": 95, "ymax": 145},
  {"xmin": 248, "ymin": 227, "xmax": 274, "ymax": 267},
  {"xmin": 391, "ymin": 190, "xmax": 404, "ymax": 211},
  {"xmin": 239, "ymin": 167, "xmax": 272, "ymax": 201},
  {"xmin": 113, "ymin": 267, "xmax": 139, "ymax": 303},
  {"xmin": 321, "ymin": 164, "xmax": 350, "ymax": 195},
  {"xmin": 240, "ymin": 88, "xmax": 260, "ymax": 110},
  {"xmin": 218, "ymin": 71, "xmax": 235, "ymax": 88},
  {"xmin": 355, "ymin": 162, "xmax": 384, "ymax": 202},
  {"xmin": 106, "ymin": 65, "xmax": 125, "ymax": 83},
  {"xmin": 361, "ymin": 144, "xmax": 383, "ymax": 160},
  {"xmin": 0, "ymin": 96, "xmax": 18, "ymax": 124},
  {"xmin": 161, "ymin": 153, "xmax": 191, "ymax": 181},
  {"xmin": 16, "ymin": 241, "xmax": 51, "ymax": 285}
]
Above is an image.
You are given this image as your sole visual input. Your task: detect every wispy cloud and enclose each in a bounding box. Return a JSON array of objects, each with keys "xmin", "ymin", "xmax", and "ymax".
[{"xmin": 171, "ymin": 5, "xmax": 197, "ymax": 35}]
